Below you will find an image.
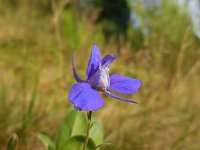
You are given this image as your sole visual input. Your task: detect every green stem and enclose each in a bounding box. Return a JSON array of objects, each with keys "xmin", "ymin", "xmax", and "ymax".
[{"xmin": 83, "ymin": 111, "xmax": 92, "ymax": 150}]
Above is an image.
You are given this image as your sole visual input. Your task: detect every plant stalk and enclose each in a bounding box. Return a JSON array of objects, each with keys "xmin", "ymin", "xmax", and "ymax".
[{"xmin": 82, "ymin": 111, "xmax": 92, "ymax": 150}]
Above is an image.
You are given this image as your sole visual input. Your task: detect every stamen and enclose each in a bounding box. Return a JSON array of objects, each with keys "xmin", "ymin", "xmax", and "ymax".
[
  {"xmin": 105, "ymin": 89, "xmax": 110, "ymax": 94},
  {"xmin": 97, "ymin": 87, "xmax": 110, "ymax": 94}
]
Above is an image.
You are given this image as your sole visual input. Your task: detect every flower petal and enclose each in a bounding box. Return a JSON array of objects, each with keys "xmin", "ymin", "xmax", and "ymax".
[
  {"xmin": 72, "ymin": 53, "xmax": 84, "ymax": 82},
  {"xmin": 68, "ymin": 83, "xmax": 104, "ymax": 111},
  {"xmin": 108, "ymin": 74, "xmax": 142, "ymax": 94},
  {"xmin": 101, "ymin": 54, "xmax": 117, "ymax": 68},
  {"xmin": 86, "ymin": 44, "xmax": 102, "ymax": 79},
  {"xmin": 104, "ymin": 91, "xmax": 138, "ymax": 104}
]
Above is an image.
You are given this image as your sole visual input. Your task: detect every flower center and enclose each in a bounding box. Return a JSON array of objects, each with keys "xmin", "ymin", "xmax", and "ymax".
[
  {"xmin": 98, "ymin": 66, "xmax": 110, "ymax": 88},
  {"xmin": 87, "ymin": 65, "xmax": 110, "ymax": 89}
]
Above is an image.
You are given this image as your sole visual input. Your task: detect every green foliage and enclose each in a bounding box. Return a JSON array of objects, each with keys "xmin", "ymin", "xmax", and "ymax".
[
  {"xmin": 55, "ymin": 110, "xmax": 88, "ymax": 149},
  {"xmin": 56, "ymin": 110, "xmax": 105, "ymax": 149},
  {"xmin": 60, "ymin": 135, "xmax": 96, "ymax": 150},
  {"xmin": 38, "ymin": 133, "xmax": 55, "ymax": 150},
  {"xmin": 38, "ymin": 110, "xmax": 104, "ymax": 150},
  {"xmin": 7, "ymin": 134, "xmax": 18, "ymax": 150},
  {"xmin": 90, "ymin": 118, "xmax": 104, "ymax": 146}
]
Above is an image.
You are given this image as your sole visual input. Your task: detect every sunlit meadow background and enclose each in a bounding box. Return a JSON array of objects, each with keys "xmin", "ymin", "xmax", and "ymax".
[{"xmin": 0, "ymin": 0, "xmax": 200, "ymax": 149}]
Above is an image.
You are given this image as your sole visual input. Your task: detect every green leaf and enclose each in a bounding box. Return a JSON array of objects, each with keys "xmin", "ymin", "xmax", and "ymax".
[
  {"xmin": 59, "ymin": 135, "xmax": 96, "ymax": 150},
  {"xmin": 90, "ymin": 118, "xmax": 104, "ymax": 146},
  {"xmin": 56, "ymin": 110, "xmax": 87, "ymax": 149},
  {"xmin": 7, "ymin": 134, "xmax": 18, "ymax": 150},
  {"xmin": 38, "ymin": 133, "xmax": 55, "ymax": 150}
]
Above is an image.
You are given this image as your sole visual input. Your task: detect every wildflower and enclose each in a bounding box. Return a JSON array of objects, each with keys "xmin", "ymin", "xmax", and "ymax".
[{"xmin": 68, "ymin": 45, "xmax": 142, "ymax": 111}]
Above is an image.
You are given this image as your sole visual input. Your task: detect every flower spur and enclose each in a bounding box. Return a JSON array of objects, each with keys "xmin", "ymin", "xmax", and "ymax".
[{"xmin": 68, "ymin": 45, "xmax": 142, "ymax": 111}]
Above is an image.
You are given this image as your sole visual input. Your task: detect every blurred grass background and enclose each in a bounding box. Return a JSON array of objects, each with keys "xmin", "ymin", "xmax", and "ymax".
[{"xmin": 0, "ymin": 0, "xmax": 200, "ymax": 149}]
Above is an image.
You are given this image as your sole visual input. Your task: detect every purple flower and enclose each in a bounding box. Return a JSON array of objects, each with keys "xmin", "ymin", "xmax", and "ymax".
[{"xmin": 68, "ymin": 45, "xmax": 142, "ymax": 111}]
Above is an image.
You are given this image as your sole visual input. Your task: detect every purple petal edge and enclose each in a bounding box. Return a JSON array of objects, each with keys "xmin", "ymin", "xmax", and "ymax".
[
  {"xmin": 86, "ymin": 44, "xmax": 102, "ymax": 79},
  {"xmin": 101, "ymin": 54, "xmax": 118, "ymax": 68},
  {"xmin": 72, "ymin": 53, "xmax": 84, "ymax": 82}
]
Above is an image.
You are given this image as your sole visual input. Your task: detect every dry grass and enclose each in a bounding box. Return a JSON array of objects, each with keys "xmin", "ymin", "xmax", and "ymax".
[{"xmin": 0, "ymin": 1, "xmax": 200, "ymax": 150}]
